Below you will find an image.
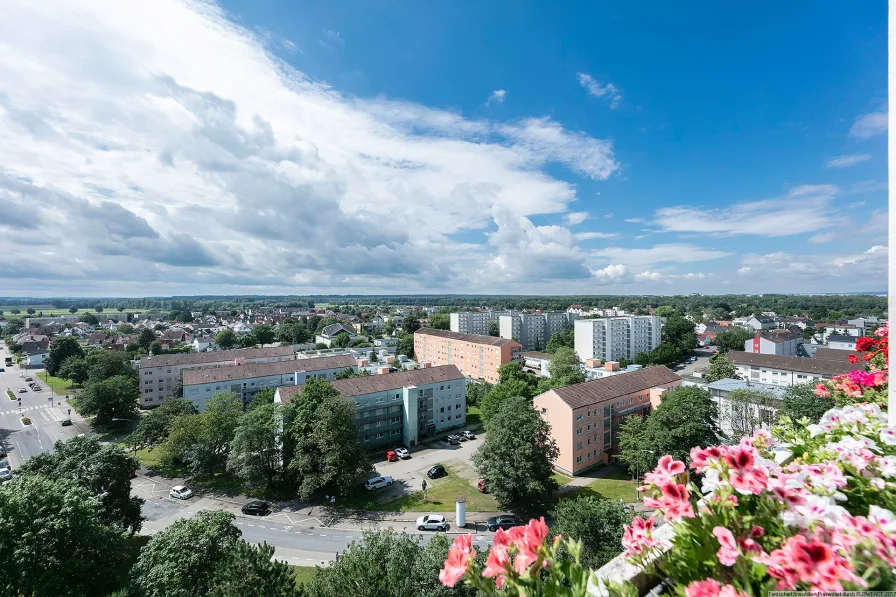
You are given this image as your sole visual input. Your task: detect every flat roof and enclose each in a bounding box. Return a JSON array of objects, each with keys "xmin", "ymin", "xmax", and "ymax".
[
  {"xmin": 139, "ymin": 346, "xmax": 294, "ymax": 369},
  {"xmin": 183, "ymin": 354, "xmax": 355, "ymax": 385},
  {"xmin": 414, "ymin": 328, "xmax": 519, "ymax": 347}
]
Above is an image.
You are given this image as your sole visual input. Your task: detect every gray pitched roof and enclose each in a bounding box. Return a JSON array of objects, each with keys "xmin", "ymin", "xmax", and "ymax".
[
  {"xmin": 812, "ymin": 348, "xmax": 861, "ymax": 362},
  {"xmin": 183, "ymin": 354, "xmax": 356, "ymax": 385},
  {"xmin": 319, "ymin": 323, "xmax": 355, "ymax": 338},
  {"xmin": 415, "ymin": 328, "xmax": 520, "ymax": 347},
  {"xmin": 726, "ymin": 351, "xmax": 863, "ymax": 375},
  {"xmin": 544, "ymin": 366, "xmax": 681, "ymax": 409},
  {"xmin": 139, "ymin": 346, "xmax": 294, "ymax": 368},
  {"xmin": 826, "ymin": 334, "xmax": 856, "ymax": 344}
]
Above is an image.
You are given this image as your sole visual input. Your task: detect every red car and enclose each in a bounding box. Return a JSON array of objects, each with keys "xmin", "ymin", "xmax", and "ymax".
[
  {"xmin": 477, "ymin": 479, "xmax": 488, "ymax": 493},
  {"xmin": 385, "ymin": 450, "xmax": 399, "ymax": 462}
]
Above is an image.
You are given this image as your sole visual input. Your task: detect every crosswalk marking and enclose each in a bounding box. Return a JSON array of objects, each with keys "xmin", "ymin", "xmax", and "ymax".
[{"xmin": 1, "ymin": 404, "xmax": 53, "ymax": 416}]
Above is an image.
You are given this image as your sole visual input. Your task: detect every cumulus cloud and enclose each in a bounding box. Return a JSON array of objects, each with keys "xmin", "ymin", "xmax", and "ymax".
[
  {"xmin": 650, "ymin": 184, "xmax": 839, "ymax": 237},
  {"xmin": 485, "ymin": 89, "xmax": 507, "ymax": 106},
  {"xmin": 850, "ymin": 111, "xmax": 887, "ymax": 139},
  {"xmin": 565, "ymin": 211, "xmax": 589, "ymax": 226},
  {"xmin": 591, "ymin": 264, "xmax": 628, "ymax": 281},
  {"xmin": 826, "ymin": 153, "xmax": 871, "ymax": 168},
  {"xmin": 592, "ymin": 243, "xmax": 732, "ymax": 268},
  {"xmin": 0, "ymin": 0, "xmax": 624, "ymax": 294},
  {"xmin": 577, "ymin": 73, "xmax": 622, "ymax": 108},
  {"xmin": 575, "ymin": 231, "xmax": 616, "ymax": 240}
]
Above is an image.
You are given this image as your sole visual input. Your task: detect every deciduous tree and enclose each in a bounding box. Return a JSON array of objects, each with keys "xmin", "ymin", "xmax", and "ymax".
[
  {"xmin": 721, "ymin": 388, "xmax": 780, "ymax": 438},
  {"xmin": 780, "ymin": 382, "xmax": 834, "ymax": 425},
  {"xmin": 544, "ymin": 329, "xmax": 574, "ymax": 353},
  {"xmin": 79, "ymin": 375, "xmax": 139, "ymax": 427},
  {"xmin": 551, "ymin": 496, "xmax": 631, "ymax": 569},
  {"xmin": 472, "ymin": 395, "xmax": 558, "ymax": 513},
  {"xmin": 480, "ymin": 378, "xmax": 534, "ymax": 428},
  {"xmin": 216, "ymin": 328, "xmax": 237, "ymax": 349},
  {"xmin": 487, "ymin": 320, "xmax": 500, "ymax": 337},
  {"xmin": 60, "ymin": 355, "xmax": 90, "ymax": 386},
  {"xmin": 227, "ymin": 403, "xmax": 283, "ymax": 488},
  {"xmin": 45, "ymin": 336, "xmax": 84, "ymax": 376},
  {"xmin": 138, "ymin": 327, "xmax": 156, "ymax": 349},
  {"xmin": 252, "ymin": 323, "xmax": 276, "ymax": 345},
  {"xmin": 714, "ymin": 328, "xmax": 752, "ymax": 353},
  {"xmin": 704, "ymin": 353, "xmax": 740, "ymax": 383},
  {"xmin": 131, "ymin": 396, "xmax": 197, "ymax": 449},
  {"xmin": 428, "ymin": 313, "xmax": 450, "ymax": 330}
]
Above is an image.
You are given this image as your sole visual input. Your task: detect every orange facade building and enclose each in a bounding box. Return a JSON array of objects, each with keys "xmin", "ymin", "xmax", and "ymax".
[{"xmin": 414, "ymin": 328, "xmax": 522, "ymax": 383}]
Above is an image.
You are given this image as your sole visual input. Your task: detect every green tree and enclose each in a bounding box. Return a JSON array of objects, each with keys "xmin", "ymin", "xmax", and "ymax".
[
  {"xmin": 227, "ymin": 403, "xmax": 283, "ymax": 488},
  {"xmin": 403, "ymin": 315, "xmax": 421, "ymax": 334},
  {"xmin": 546, "ymin": 346, "xmax": 585, "ymax": 387},
  {"xmin": 618, "ymin": 357, "xmax": 630, "ymax": 369},
  {"xmin": 497, "ymin": 361, "xmax": 532, "ymax": 385},
  {"xmin": 646, "ymin": 342, "xmax": 683, "ymax": 365},
  {"xmin": 25, "ymin": 307, "xmax": 35, "ymax": 315},
  {"xmin": 239, "ymin": 333, "xmax": 258, "ymax": 348},
  {"xmin": 714, "ymin": 328, "xmax": 753, "ymax": 353},
  {"xmin": 465, "ymin": 381, "xmax": 491, "ymax": 408},
  {"xmin": 480, "ymin": 378, "xmax": 534, "ymax": 428},
  {"xmin": 131, "ymin": 397, "xmax": 197, "ymax": 450},
  {"xmin": 802, "ymin": 326, "xmax": 816, "ymax": 340},
  {"xmin": 79, "ymin": 375, "xmax": 139, "ymax": 426},
  {"xmin": 127, "ymin": 510, "xmax": 242, "ymax": 597},
  {"xmin": 334, "ymin": 367, "xmax": 359, "ymax": 379},
  {"xmin": 10, "ymin": 308, "xmax": 20, "ymax": 315},
  {"xmin": 279, "ymin": 322, "xmax": 311, "ymax": 344},
  {"xmin": 472, "ymin": 395, "xmax": 558, "ymax": 513},
  {"xmin": 551, "ymin": 496, "xmax": 631, "ymax": 569},
  {"xmin": 216, "ymin": 329, "xmax": 237, "ymax": 349},
  {"xmin": 487, "ymin": 320, "xmax": 500, "ymax": 337},
  {"xmin": 285, "ymin": 379, "xmax": 371, "ymax": 499},
  {"xmin": 722, "ymin": 388, "xmax": 781, "ymax": 438},
  {"xmin": 780, "ymin": 382, "xmax": 834, "ymax": 425},
  {"xmin": 331, "ymin": 331, "xmax": 352, "ymax": 348},
  {"xmin": 138, "ymin": 328, "xmax": 156, "ymax": 349},
  {"xmin": 544, "ymin": 328, "xmax": 574, "ymax": 353},
  {"xmin": 85, "ymin": 348, "xmax": 137, "ymax": 384},
  {"xmin": 45, "ymin": 336, "xmax": 85, "ymax": 376},
  {"xmin": 190, "ymin": 392, "xmax": 244, "ymax": 475},
  {"xmin": 306, "ymin": 529, "xmax": 480, "ymax": 597},
  {"xmin": 16, "ymin": 435, "xmax": 143, "ymax": 533},
  {"xmin": 634, "ymin": 352, "xmax": 650, "ymax": 366},
  {"xmin": 0, "ymin": 476, "xmax": 127, "ymax": 597},
  {"xmin": 656, "ymin": 306, "xmax": 675, "ymax": 317},
  {"xmin": 661, "ymin": 315, "xmax": 696, "ymax": 352},
  {"xmin": 150, "ymin": 340, "xmax": 163, "ymax": 355},
  {"xmin": 247, "ymin": 387, "xmax": 276, "ymax": 411},
  {"xmin": 69, "ymin": 305, "xmax": 78, "ymax": 314},
  {"xmin": 252, "ymin": 323, "xmax": 276, "ymax": 345},
  {"xmin": 428, "ymin": 313, "xmax": 450, "ymax": 330},
  {"xmin": 60, "ymin": 355, "xmax": 90, "ymax": 386},
  {"xmin": 704, "ymin": 353, "xmax": 740, "ymax": 383},
  {"xmin": 95, "ymin": 305, "xmax": 104, "ymax": 313},
  {"xmin": 618, "ymin": 386, "xmax": 722, "ymax": 472},
  {"xmin": 209, "ymin": 541, "xmax": 299, "ymax": 597},
  {"xmin": 397, "ymin": 332, "xmax": 414, "ymax": 358}
]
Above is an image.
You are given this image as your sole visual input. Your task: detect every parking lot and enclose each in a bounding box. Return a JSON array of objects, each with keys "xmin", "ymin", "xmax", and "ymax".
[{"xmin": 671, "ymin": 349, "xmax": 716, "ymax": 379}]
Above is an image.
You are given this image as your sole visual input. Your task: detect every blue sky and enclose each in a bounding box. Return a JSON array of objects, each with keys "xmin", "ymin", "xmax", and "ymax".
[{"xmin": 0, "ymin": 1, "xmax": 887, "ymax": 296}]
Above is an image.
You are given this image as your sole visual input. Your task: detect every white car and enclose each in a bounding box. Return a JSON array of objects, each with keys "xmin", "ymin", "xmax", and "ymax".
[
  {"xmin": 394, "ymin": 447, "xmax": 410, "ymax": 459},
  {"xmin": 169, "ymin": 485, "xmax": 193, "ymax": 500},
  {"xmin": 364, "ymin": 476, "xmax": 393, "ymax": 491},
  {"xmin": 416, "ymin": 514, "xmax": 449, "ymax": 532},
  {"xmin": 0, "ymin": 468, "xmax": 11, "ymax": 482}
]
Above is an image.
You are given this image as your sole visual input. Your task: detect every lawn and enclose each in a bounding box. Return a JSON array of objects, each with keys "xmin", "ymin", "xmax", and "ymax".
[
  {"xmin": 465, "ymin": 405, "xmax": 481, "ymax": 430},
  {"xmin": 37, "ymin": 371, "xmax": 79, "ymax": 395},
  {"xmin": 551, "ymin": 472, "xmax": 574, "ymax": 487},
  {"xmin": 134, "ymin": 447, "xmax": 189, "ymax": 478},
  {"xmin": 291, "ymin": 565, "xmax": 317, "ymax": 588},
  {"xmin": 134, "ymin": 447, "xmax": 247, "ymax": 494},
  {"xmin": 561, "ymin": 468, "xmax": 639, "ymax": 503},
  {"xmin": 376, "ymin": 464, "xmax": 499, "ymax": 513},
  {"xmin": 6, "ymin": 389, "xmax": 14, "ymax": 400}
]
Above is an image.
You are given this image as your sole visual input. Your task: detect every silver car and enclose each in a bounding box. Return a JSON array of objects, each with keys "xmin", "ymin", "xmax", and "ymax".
[
  {"xmin": 364, "ymin": 476, "xmax": 393, "ymax": 491},
  {"xmin": 0, "ymin": 468, "xmax": 12, "ymax": 482}
]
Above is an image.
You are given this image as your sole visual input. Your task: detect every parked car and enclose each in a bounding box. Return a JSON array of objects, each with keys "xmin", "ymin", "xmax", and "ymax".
[
  {"xmin": 242, "ymin": 500, "xmax": 271, "ymax": 516},
  {"xmin": 18, "ymin": 387, "xmax": 27, "ymax": 393},
  {"xmin": 416, "ymin": 514, "xmax": 449, "ymax": 532},
  {"xmin": 169, "ymin": 485, "xmax": 193, "ymax": 500},
  {"xmin": 24, "ymin": 376, "xmax": 32, "ymax": 382},
  {"xmin": 486, "ymin": 515, "xmax": 517, "ymax": 532},
  {"xmin": 365, "ymin": 476, "xmax": 393, "ymax": 491},
  {"xmin": 128, "ymin": 469, "xmax": 138, "ymax": 479},
  {"xmin": 0, "ymin": 468, "xmax": 12, "ymax": 482},
  {"xmin": 0, "ymin": 446, "xmax": 7, "ymax": 457},
  {"xmin": 460, "ymin": 431, "xmax": 476, "ymax": 440},
  {"xmin": 477, "ymin": 479, "xmax": 488, "ymax": 493},
  {"xmin": 394, "ymin": 447, "xmax": 410, "ymax": 459},
  {"xmin": 385, "ymin": 450, "xmax": 399, "ymax": 462},
  {"xmin": 60, "ymin": 418, "xmax": 72, "ymax": 426},
  {"xmin": 446, "ymin": 435, "xmax": 460, "ymax": 445},
  {"xmin": 31, "ymin": 385, "xmax": 41, "ymax": 391},
  {"xmin": 427, "ymin": 465, "xmax": 447, "ymax": 479},
  {"xmin": 0, "ymin": 367, "xmax": 5, "ymax": 372}
]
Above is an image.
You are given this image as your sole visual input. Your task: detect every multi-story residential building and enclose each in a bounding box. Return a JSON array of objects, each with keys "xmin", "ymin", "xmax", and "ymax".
[
  {"xmin": 707, "ymin": 378, "xmax": 787, "ymax": 438},
  {"xmin": 574, "ymin": 316, "xmax": 662, "ymax": 363},
  {"xmin": 498, "ymin": 312, "xmax": 577, "ymax": 352},
  {"xmin": 449, "ymin": 311, "xmax": 512, "ymax": 335},
  {"xmin": 744, "ymin": 329, "xmax": 801, "ymax": 356},
  {"xmin": 138, "ymin": 346, "xmax": 295, "ymax": 408},
  {"xmin": 847, "ymin": 316, "xmax": 884, "ymax": 335},
  {"xmin": 826, "ymin": 334, "xmax": 858, "ymax": 351},
  {"xmin": 414, "ymin": 328, "xmax": 522, "ymax": 383},
  {"xmin": 533, "ymin": 366, "xmax": 682, "ymax": 475},
  {"xmin": 275, "ymin": 364, "xmax": 466, "ymax": 449},
  {"xmin": 183, "ymin": 354, "xmax": 356, "ymax": 411},
  {"xmin": 746, "ymin": 317, "xmax": 776, "ymax": 332},
  {"xmin": 725, "ymin": 352, "xmax": 863, "ymax": 387}
]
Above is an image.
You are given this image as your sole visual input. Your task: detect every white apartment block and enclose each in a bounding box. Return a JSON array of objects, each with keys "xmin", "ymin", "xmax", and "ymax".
[
  {"xmin": 138, "ymin": 346, "xmax": 295, "ymax": 408},
  {"xmin": 498, "ymin": 312, "xmax": 577, "ymax": 352},
  {"xmin": 726, "ymin": 352, "xmax": 863, "ymax": 387},
  {"xmin": 574, "ymin": 316, "xmax": 662, "ymax": 363},
  {"xmin": 449, "ymin": 311, "xmax": 512, "ymax": 335}
]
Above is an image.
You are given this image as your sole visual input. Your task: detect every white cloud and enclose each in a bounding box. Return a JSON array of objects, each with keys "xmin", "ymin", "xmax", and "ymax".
[
  {"xmin": 737, "ymin": 267, "xmax": 751, "ymax": 275},
  {"xmin": 320, "ymin": 29, "xmax": 344, "ymax": 48},
  {"xmin": 565, "ymin": 211, "xmax": 589, "ymax": 226},
  {"xmin": 825, "ymin": 153, "xmax": 871, "ymax": 168},
  {"xmin": 831, "ymin": 245, "xmax": 888, "ymax": 267},
  {"xmin": 0, "ymin": 0, "xmax": 624, "ymax": 294},
  {"xmin": 624, "ymin": 218, "xmax": 645, "ymax": 223},
  {"xmin": 592, "ymin": 243, "xmax": 732, "ymax": 268},
  {"xmin": 634, "ymin": 271, "xmax": 662, "ymax": 281},
  {"xmin": 485, "ymin": 89, "xmax": 507, "ymax": 106},
  {"xmin": 604, "ymin": 213, "xmax": 613, "ymax": 219},
  {"xmin": 651, "ymin": 184, "xmax": 839, "ymax": 236},
  {"xmin": 736, "ymin": 246, "xmax": 888, "ymax": 287},
  {"xmin": 577, "ymin": 73, "xmax": 622, "ymax": 108},
  {"xmin": 850, "ymin": 111, "xmax": 887, "ymax": 139},
  {"xmin": 808, "ymin": 232, "xmax": 837, "ymax": 244},
  {"xmin": 575, "ymin": 231, "xmax": 617, "ymax": 240},
  {"xmin": 591, "ymin": 264, "xmax": 628, "ymax": 281}
]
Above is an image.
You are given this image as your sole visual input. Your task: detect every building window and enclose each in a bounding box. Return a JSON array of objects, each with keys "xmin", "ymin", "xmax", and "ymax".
[
  {"xmin": 541, "ymin": 407, "xmax": 547, "ymax": 414},
  {"xmin": 577, "ymin": 441, "xmax": 583, "ymax": 450},
  {"xmin": 576, "ymin": 456, "xmax": 583, "ymax": 464},
  {"xmin": 576, "ymin": 428, "xmax": 583, "ymax": 435},
  {"xmin": 576, "ymin": 414, "xmax": 583, "ymax": 421}
]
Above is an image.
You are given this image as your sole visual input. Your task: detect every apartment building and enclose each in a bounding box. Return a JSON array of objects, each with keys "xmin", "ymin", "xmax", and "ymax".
[
  {"xmin": 726, "ymin": 352, "xmax": 863, "ymax": 386},
  {"xmin": 138, "ymin": 346, "xmax": 295, "ymax": 408},
  {"xmin": 533, "ymin": 366, "xmax": 682, "ymax": 475},
  {"xmin": 414, "ymin": 328, "xmax": 522, "ymax": 383},
  {"xmin": 745, "ymin": 329, "xmax": 801, "ymax": 356},
  {"xmin": 275, "ymin": 364, "xmax": 466, "ymax": 449},
  {"xmin": 499, "ymin": 312, "xmax": 577, "ymax": 352},
  {"xmin": 574, "ymin": 316, "xmax": 662, "ymax": 363},
  {"xmin": 826, "ymin": 334, "xmax": 858, "ymax": 351},
  {"xmin": 183, "ymin": 354, "xmax": 356, "ymax": 411},
  {"xmin": 449, "ymin": 311, "xmax": 512, "ymax": 335},
  {"xmin": 707, "ymin": 378, "xmax": 787, "ymax": 438}
]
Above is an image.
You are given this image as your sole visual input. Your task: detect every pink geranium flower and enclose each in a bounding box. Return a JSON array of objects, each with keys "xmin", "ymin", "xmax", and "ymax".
[
  {"xmin": 684, "ymin": 578, "xmax": 749, "ymax": 597},
  {"xmin": 815, "ymin": 383, "xmax": 831, "ymax": 397},
  {"xmin": 482, "ymin": 529, "xmax": 510, "ymax": 589},
  {"xmin": 644, "ymin": 481, "xmax": 695, "ymax": 521},
  {"xmin": 689, "ymin": 445, "xmax": 723, "ymax": 472},
  {"xmin": 712, "ymin": 526, "xmax": 740, "ymax": 566},
  {"xmin": 439, "ymin": 534, "xmax": 475, "ymax": 587},
  {"xmin": 645, "ymin": 455, "xmax": 686, "ymax": 485},
  {"xmin": 623, "ymin": 516, "xmax": 661, "ymax": 557}
]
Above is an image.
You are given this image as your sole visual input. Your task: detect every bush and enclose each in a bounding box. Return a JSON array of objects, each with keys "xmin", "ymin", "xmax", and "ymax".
[{"xmin": 21, "ymin": 417, "xmax": 31, "ymax": 425}]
